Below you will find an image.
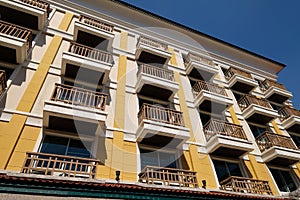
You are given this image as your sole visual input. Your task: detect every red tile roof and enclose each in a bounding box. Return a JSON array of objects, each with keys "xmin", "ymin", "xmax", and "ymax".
[{"xmin": 0, "ymin": 173, "xmax": 288, "ymax": 200}]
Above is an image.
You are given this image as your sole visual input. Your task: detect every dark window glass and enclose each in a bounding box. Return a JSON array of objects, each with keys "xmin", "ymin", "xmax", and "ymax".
[
  {"xmin": 233, "ymin": 92, "xmax": 243, "ymax": 102},
  {"xmin": 200, "ymin": 112, "xmax": 211, "ymax": 126},
  {"xmin": 270, "ymin": 168, "xmax": 298, "ymax": 192},
  {"xmin": 249, "ymin": 124, "xmax": 266, "ymax": 138},
  {"xmin": 213, "ymin": 160, "xmax": 243, "ymax": 181},
  {"xmin": 140, "ymin": 149, "xmax": 177, "ymax": 170},
  {"xmin": 290, "ymin": 135, "xmax": 300, "ymax": 148},
  {"xmin": 40, "ymin": 135, "xmax": 91, "ymax": 158},
  {"xmin": 40, "ymin": 135, "xmax": 68, "ymax": 155},
  {"xmin": 67, "ymin": 139, "xmax": 91, "ymax": 158},
  {"xmin": 270, "ymin": 103, "xmax": 282, "ymax": 111}
]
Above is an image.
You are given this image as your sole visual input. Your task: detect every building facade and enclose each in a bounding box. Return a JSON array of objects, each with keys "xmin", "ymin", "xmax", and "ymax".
[{"xmin": 0, "ymin": 0, "xmax": 299, "ymax": 199}]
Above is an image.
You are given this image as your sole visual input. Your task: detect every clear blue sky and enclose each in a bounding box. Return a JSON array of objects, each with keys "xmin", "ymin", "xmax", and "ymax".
[{"xmin": 121, "ymin": 0, "xmax": 300, "ymax": 109}]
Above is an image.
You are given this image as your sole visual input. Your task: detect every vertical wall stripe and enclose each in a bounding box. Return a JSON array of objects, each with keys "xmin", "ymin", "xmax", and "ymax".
[
  {"xmin": 0, "ymin": 12, "xmax": 73, "ymax": 170},
  {"xmin": 16, "ymin": 35, "xmax": 63, "ymax": 112},
  {"xmin": 104, "ymin": 52, "xmax": 136, "ymax": 181},
  {"xmin": 58, "ymin": 12, "xmax": 74, "ymax": 31},
  {"xmin": 174, "ymin": 71, "xmax": 217, "ymax": 189},
  {"xmin": 113, "ymin": 55, "xmax": 127, "ymax": 129},
  {"xmin": 120, "ymin": 31, "xmax": 128, "ymax": 50},
  {"xmin": 271, "ymin": 120, "xmax": 282, "ymax": 134},
  {"xmin": 229, "ymin": 106, "xmax": 240, "ymax": 125},
  {"xmin": 248, "ymin": 155, "xmax": 279, "ymax": 195},
  {"xmin": 174, "ymin": 72, "xmax": 195, "ymax": 141},
  {"xmin": 168, "ymin": 47, "xmax": 178, "ymax": 66}
]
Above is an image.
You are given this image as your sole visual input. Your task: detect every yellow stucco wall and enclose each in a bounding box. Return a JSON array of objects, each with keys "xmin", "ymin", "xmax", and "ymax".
[{"xmin": 0, "ymin": 12, "xmax": 73, "ymax": 171}]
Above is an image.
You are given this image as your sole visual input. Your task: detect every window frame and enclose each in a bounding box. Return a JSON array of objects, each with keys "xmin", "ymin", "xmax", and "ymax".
[{"xmin": 268, "ymin": 165, "xmax": 300, "ymax": 193}]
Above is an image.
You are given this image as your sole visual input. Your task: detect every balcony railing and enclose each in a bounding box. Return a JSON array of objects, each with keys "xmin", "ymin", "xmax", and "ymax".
[
  {"xmin": 238, "ymin": 95, "xmax": 272, "ymax": 111},
  {"xmin": 220, "ymin": 176, "xmax": 273, "ymax": 195},
  {"xmin": 69, "ymin": 42, "xmax": 113, "ymax": 64},
  {"xmin": 204, "ymin": 119, "xmax": 247, "ymax": 141},
  {"xmin": 256, "ymin": 131, "xmax": 298, "ymax": 152},
  {"xmin": 192, "ymin": 80, "xmax": 227, "ymax": 97},
  {"xmin": 184, "ymin": 53, "xmax": 214, "ymax": 67},
  {"xmin": 139, "ymin": 166, "xmax": 198, "ymax": 188},
  {"xmin": 137, "ymin": 36, "xmax": 168, "ymax": 52},
  {"xmin": 0, "ymin": 20, "xmax": 32, "ymax": 51},
  {"xmin": 51, "ymin": 83, "xmax": 108, "ymax": 111},
  {"xmin": 137, "ymin": 62, "xmax": 174, "ymax": 81},
  {"xmin": 79, "ymin": 15, "xmax": 114, "ymax": 33},
  {"xmin": 260, "ymin": 79, "xmax": 287, "ymax": 92},
  {"xmin": 138, "ymin": 103, "xmax": 184, "ymax": 127},
  {"xmin": 278, "ymin": 106, "xmax": 300, "ymax": 121},
  {"xmin": 0, "ymin": 70, "xmax": 7, "ymax": 96},
  {"xmin": 18, "ymin": 0, "xmax": 50, "ymax": 17},
  {"xmin": 224, "ymin": 67, "xmax": 253, "ymax": 80},
  {"xmin": 22, "ymin": 152, "xmax": 99, "ymax": 178}
]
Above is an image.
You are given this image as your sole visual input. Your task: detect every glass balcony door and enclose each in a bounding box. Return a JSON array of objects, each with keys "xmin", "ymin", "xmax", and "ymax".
[{"xmin": 140, "ymin": 148, "xmax": 177, "ymax": 170}]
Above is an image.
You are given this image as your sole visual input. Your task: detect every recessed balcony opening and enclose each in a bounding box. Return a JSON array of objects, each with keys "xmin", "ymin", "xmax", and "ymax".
[
  {"xmin": 279, "ymin": 106, "xmax": 300, "ymax": 133},
  {"xmin": 192, "ymin": 80, "xmax": 233, "ymax": 113},
  {"xmin": 64, "ymin": 63, "xmax": 104, "ymax": 86},
  {"xmin": 139, "ymin": 133, "xmax": 183, "ymax": 149},
  {"xmin": 61, "ymin": 42, "xmax": 113, "ymax": 85},
  {"xmin": 139, "ymin": 148, "xmax": 198, "ymax": 188},
  {"xmin": 0, "ymin": 70, "xmax": 7, "ymax": 95},
  {"xmin": 76, "ymin": 30, "xmax": 109, "ymax": 50},
  {"xmin": 204, "ymin": 119, "xmax": 253, "ymax": 158},
  {"xmin": 0, "ymin": 20, "xmax": 32, "ymax": 63},
  {"xmin": 184, "ymin": 53, "xmax": 218, "ymax": 81},
  {"xmin": 256, "ymin": 131, "xmax": 300, "ymax": 166},
  {"xmin": 22, "ymin": 134, "xmax": 99, "ymax": 178},
  {"xmin": 136, "ymin": 103, "xmax": 190, "ymax": 148},
  {"xmin": 136, "ymin": 62, "xmax": 178, "ymax": 101},
  {"xmin": 0, "ymin": 45, "xmax": 17, "ymax": 64},
  {"xmin": 238, "ymin": 95, "xmax": 278, "ymax": 125},
  {"xmin": 269, "ymin": 168, "xmax": 299, "ymax": 193},
  {"xmin": 213, "ymin": 159, "xmax": 273, "ymax": 195},
  {"xmin": 47, "ymin": 116, "xmax": 98, "ymax": 136},
  {"xmin": 74, "ymin": 15, "xmax": 114, "ymax": 51},
  {"xmin": 224, "ymin": 67, "xmax": 258, "ymax": 94},
  {"xmin": 260, "ymin": 79, "xmax": 292, "ymax": 104},
  {"xmin": 136, "ymin": 36, "xmax": 171, "ymax": 66},
  {"xmin": 0, "ymin": 5, "xmax": 38, "ymax": 30}
]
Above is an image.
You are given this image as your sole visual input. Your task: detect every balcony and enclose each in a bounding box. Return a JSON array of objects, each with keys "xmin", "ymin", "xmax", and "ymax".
[
  {"xmin": 184, "ymin": 53, "xmax": 218, "ymax": 80},
  {"xmin": 62, "ymin": 42, "xmax": 113, "ymax": 85},
  {"xmin": 22, "ymin": 152, "xmax": 99, "ymax": 178},
  {"xmin": 279, "ymin": 106, "xmax": 300, "ymax": 133},
  {"xmin": 204, "ymin": 119, "xmax": 253, "ymax": 157},
  {"xmin": 238, "ymin": 95, "xmax": 278, "ymax": 124},
  {"xmin": 44, "ymin": 83, "xmax": 108, "ymax": 127},
  {"xmin": 0, "ymin": 70, "xmax": 7, "ymax": 96},
  {"xmin": 220, "ymin": 176, "xmax": 273, "ymax": 195},
  {"xmin": 137, "ymin": 104, "xmax": 190, "ymax": 148},
  {"xmin": 260, "ymin": 79, "xmax": 292, "ymax": 104},
  {"xmin": 192, "ymin": 80, "xmax": 233, "ymax": 113},
  {"xmin": 224, "ymin": 67, "xmax": 258, "ymax": 93},
  {"xmin": 0, "ymin": 20, "xmax": 32, "ymax": 63},
  {"xmin": 136, "ymin": 62, "xmax": 179, "ymax": 100},
  {"xmin": 256, "ymin": 132, "xmax": 300, "ymax": 166},
  {"xmin": 0, "ymin": 0, "xmax": 50, "ymax": 30},
  {"xmin": 135, "ymin": 36, "xmax": 171, "ymax": 65},
  {"xmin": 74, "ymin": 15, "xmax": 114, "ymax": 50},
  {"xmin": 139, "ymin": 166, "xmax": 198, "ymax": 188}
]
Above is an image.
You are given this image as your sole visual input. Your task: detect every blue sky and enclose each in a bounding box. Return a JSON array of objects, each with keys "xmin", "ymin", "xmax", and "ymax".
[{"xmin": 121, "ymin": 0, "xmax": 300, "ymax": 109}]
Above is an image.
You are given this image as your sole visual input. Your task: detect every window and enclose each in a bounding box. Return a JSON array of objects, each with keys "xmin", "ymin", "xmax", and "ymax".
[
  {"xmin": 249, "ymin": 124, "xmax": 267, "ymax": 138},
  {"xmin": 270, "ymin": 103, "xmax": 282, "ymax": 111},
  {"xmin": 40, "ymin": 135, "xmax": 92, "ymax": 158},
  {"xmin": 199, "ymin": 112, "xmax": 226, "ymax": 127},
  {"xmin": 213, "ymin": 160, "xmax": 243, "ymax": 181},
  {"xmin": 290, "ymin": 134, "xmax": 300, "ymax": 148},
  {"xmin": 232, "ymin": 91, "xmax": 243, "ymax": 102},
  {"xmin": 269, "ymin": 168, "xmax": 298, "ymax": 192},
  {"xmin": 140, "ymin": 148, "xmax": 177, "ymax": 170}
]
